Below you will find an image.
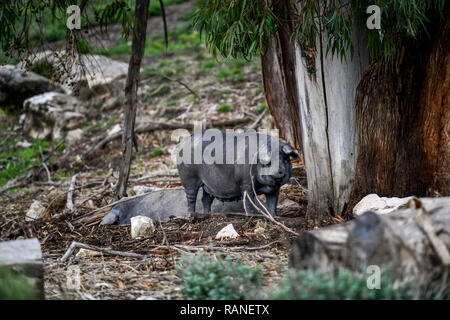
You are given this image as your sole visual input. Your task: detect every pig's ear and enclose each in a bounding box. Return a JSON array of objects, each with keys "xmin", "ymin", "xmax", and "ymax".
[{"xmin": 282, "ymin": 145, "xmax": 299, "ymax": 158}]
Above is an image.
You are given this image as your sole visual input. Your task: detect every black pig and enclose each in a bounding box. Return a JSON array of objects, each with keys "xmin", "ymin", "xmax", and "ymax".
[{"xmin": 177, "ymin": 129, "xmax": 298, "ymax": 216}]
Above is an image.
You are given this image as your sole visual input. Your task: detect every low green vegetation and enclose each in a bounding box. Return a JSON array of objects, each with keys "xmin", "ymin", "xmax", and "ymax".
[
  {"xmin": 54, "ymin": 172, "xmax": 69, "ymax": 180},
  {"xmin": 0, "ymin": 266, "xmax": 39, "ymax": 300},
  {"xmin": 271, "ymin": 269, "xmax": 411, "ymax": 300},
  {"xmin": 96, "ymin": 22, "xmax": 202, "ymax": 57},
  {"xmin": 75, "ymin": 38, "xmax": 93, "ymax": 55},
  {"xmin": 216, "ymin": 67, "xmax": 245, "ymax": 83},
  {"xmin": 217, "ymin": 104, "xmax": 231, "ymax": 113},
  {"xmin": 177, "ymin": 254, "xmax": 263, "ymax": 300},
  {"xmin": 177, "ymin": 254, "xmax": 417, "ymax": 300},
  {"xmin": 150, "ymin": 147, "xmax": 165, "ymax": 158},
  {"xmin": 149, "ymin": 0, "xmax": 190, "ymax": 17},
  {"xmin": 0, "ymin": 50, "xmax": 17, "ymax": 65},
  {"xmin": 257, "ymin": 102, "xmax": 267, "ymax": 114},
  {"xmin": 0, "ymin": 139, "xmax": 64, "ymax": 187}
]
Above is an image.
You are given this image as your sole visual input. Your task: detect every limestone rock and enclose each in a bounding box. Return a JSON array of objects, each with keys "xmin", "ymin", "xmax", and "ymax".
[
  {"xmin": 132, "ymin": 185, "xmax": 162, "ymax": 196},
  {"xmin": 25, "ymin": 200, "xmax": 48, "ymax": 221},
  {"xmin": 130, "ymin": 216, "xmax": 155, "ymax": 239},
  {"xmin": 66, "ymin": 128, "xmax": 85, "ymax": 146},
  {"xmin": 215, "ymin": 224, "xmax": 239, "ymax": 240},
  {"xmin": 23, "ymin": 52, "xmax": 128, "ymax": 92},
  {"xmin": 0, "ymin": 65, "xmax": 65, "ymax": 108},
  {"xmin": 23, "ymin": 92, "xmax": 85, "ymax": 140},
  {"xmin": 353, "ymin": 194, "xmax": 415, "ymax": 216}
]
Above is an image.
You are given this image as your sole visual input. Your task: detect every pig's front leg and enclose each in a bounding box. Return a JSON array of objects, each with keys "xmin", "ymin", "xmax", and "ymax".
[{"xmin": 265, "ymin": 189, "xmax": 280, "ymax": 216}]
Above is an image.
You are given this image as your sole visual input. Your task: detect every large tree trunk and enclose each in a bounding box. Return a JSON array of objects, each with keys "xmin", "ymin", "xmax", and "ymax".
[
  {"xmin": 349, "ymin": 10, "xmax": 450, "ymax": 209},
  {"xmin": 262, "ymin": 7, "xmax": 449, "ymax": 222},
  {"xmin": 262, "ymin": 7, "xmax": 368, "ymax": 223},
  {"xmin": 114, "ymin": 0, "xmax": 150, "ymax": 200}
]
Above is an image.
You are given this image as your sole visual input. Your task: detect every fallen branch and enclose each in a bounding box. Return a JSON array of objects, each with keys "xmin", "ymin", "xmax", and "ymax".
[
  {"xmin": 152, "ymin": 241, "xmax": 280, "ymax": 253},
  {"xmin": 72, "ymin": 190, "xmax": 157, "ymax": 225},
  {"xmin": 39, "ymin": 146, "xmax": 52, "ymax": 183},
  {"xmin": 244, "ymin": 191, "xmax": 299, "ymax": 236},
  {"xmin": 82, "ymin": 118, "xmax": 251, "ymax": 158},
  {"xmin": 60, "ymin": 241, "xmax": 147, "ymax": 263},
  {"xmin": 159, "ymin": 72, "xmax": 200, "ymax": 100},
  {"xmin": 66, "ymin": 173, "xmax": 79, "ymax": 213},
  {"xmin": 247, "ymin": 108, "xmax": 268, "ymax": 130}
]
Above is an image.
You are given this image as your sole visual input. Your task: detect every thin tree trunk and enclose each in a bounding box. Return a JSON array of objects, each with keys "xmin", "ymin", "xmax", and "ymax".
[{"xmin": 114, "ymin": 0, "xmax": 150, "ymax": 200}]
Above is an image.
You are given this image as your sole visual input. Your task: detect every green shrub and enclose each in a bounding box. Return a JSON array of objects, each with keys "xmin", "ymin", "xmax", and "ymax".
[
  {"xmin": 257, "ymin": 102, "xmax": 267, "ymax": 114},
  {"xmin": 271, "ymin": 269, "xmax": 411, "ymax": 300},
  {"xmin": 217, "ymin": 104, "xmax": 231, "ymax": 113},
  {"xmin": 150, "ymin": 147, "xmax": 165, "ymax": 157},
  {"xmin": 177, "ymin": 254, "xmax": 263, "ymax": 300},
  {"xmin": 0, "ymin": 139, "xmax": 52, "ymax": 186},
  {"xmin": 0, "ymin": 266, "xmax": 39, "ymax": 300}
]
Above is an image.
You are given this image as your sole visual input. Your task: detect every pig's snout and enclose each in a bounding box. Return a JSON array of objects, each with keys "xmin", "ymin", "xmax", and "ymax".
[{"xmin": 273, "ymin": 168, "xmax": 286, "ymax": 180}]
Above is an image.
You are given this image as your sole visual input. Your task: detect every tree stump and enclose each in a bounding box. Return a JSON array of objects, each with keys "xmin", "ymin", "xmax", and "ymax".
[{"xmin": 289, "ymin": 197, "xmax": 450, "ymax": 298}]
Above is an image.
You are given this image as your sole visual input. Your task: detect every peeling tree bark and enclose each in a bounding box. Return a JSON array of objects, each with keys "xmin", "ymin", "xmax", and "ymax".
[
  {"xmin": 349, "ymin": 10, "xmax": 450, "ymax": 209},
  {"xmin": 261, "ymin": 6, "xmax": 368, "ymax": 222},
  {"xmin": 114, "ymin": 0, "xmax": 150, "ymax": 200},
  {"xmin": 262, "ymin": 6, "xmax": 449, "ymax": 222}
]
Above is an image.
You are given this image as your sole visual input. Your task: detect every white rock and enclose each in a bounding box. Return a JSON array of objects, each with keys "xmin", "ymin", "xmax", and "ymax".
[
  {"xmin": 66, "ymin": 128, "xmax": 84, "ymax": 146},
  {"xmin": 277, "ymin": 198, "xmax": 301, "ymax": 215},
  {"xmin": 76, "ymin": 248, "xmax": 102, "ymax": 259},
  {"xmin": 353, "ymin": 193, "xmax": 415, "ymax": 216},
  {"xmin": 16, "ymin": 140, "xmax": 32, "ymax": 148},
  {"xmin": 132, "ymin": 185, "xmax": 162, "ymax": 195},
  {"xmin": 137, "ymin": 296, "xmax": 157, "ymax": 300},
  {"xmin": 107, "ymin": 124, "xmax": 121, "ymax": 136},
  {"xmin": 130, "ymin": 216, "xmax": 155, "ymax": 239},
  {"xmin": 25, "ymin": 200, "xmax": 47, "ymax": 221},
  {"xmin": 20, "ymin": 51, "xmax": 128, "ymax": 91},
  {"xmin": 23, "ymin": 92, "xmax": 85, "ymax": 140},
  {"xmin": 254, "ymin": 226, "xmax": 266, "ymax": 234},
  {"xmin": 215, "ymin": 224, "xmax": 240, "ymax": 240}
]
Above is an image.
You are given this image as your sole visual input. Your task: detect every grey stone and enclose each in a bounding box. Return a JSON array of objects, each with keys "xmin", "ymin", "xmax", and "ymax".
[
  {"xmin": 22, "ymin": 52, "xmax": 128, "ymax": 92},
  {"xmin": 0, "ymin": 65, "xmax": 65, "ymax": 108},
  {"xmin": 23, "ymin": 92, "xmax": 85, "ymax": 140},
  {"xmin": 66, "ymin": 128, "xmax": 84, "ymax": 146}
]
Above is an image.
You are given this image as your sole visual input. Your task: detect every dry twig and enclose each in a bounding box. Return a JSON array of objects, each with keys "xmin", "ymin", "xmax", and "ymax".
[{"xmin": 60, "ymin": 241, "xmax": 147, "ymax": 263}]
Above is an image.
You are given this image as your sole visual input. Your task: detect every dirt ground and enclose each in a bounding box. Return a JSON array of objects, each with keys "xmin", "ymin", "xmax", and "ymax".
[{"xmin": 0, "ymin": 0, "xmax": 346, "ymax": 300}]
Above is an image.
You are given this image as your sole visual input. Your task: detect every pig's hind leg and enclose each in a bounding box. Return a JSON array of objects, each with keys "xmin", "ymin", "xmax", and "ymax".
[
  {"xmin": 183, "ymin": 182, "xmax": 201, "ymax": 213},
  {"xmin": 201, "ymin": 186, "xmax": 215, "ymax": 212}
]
